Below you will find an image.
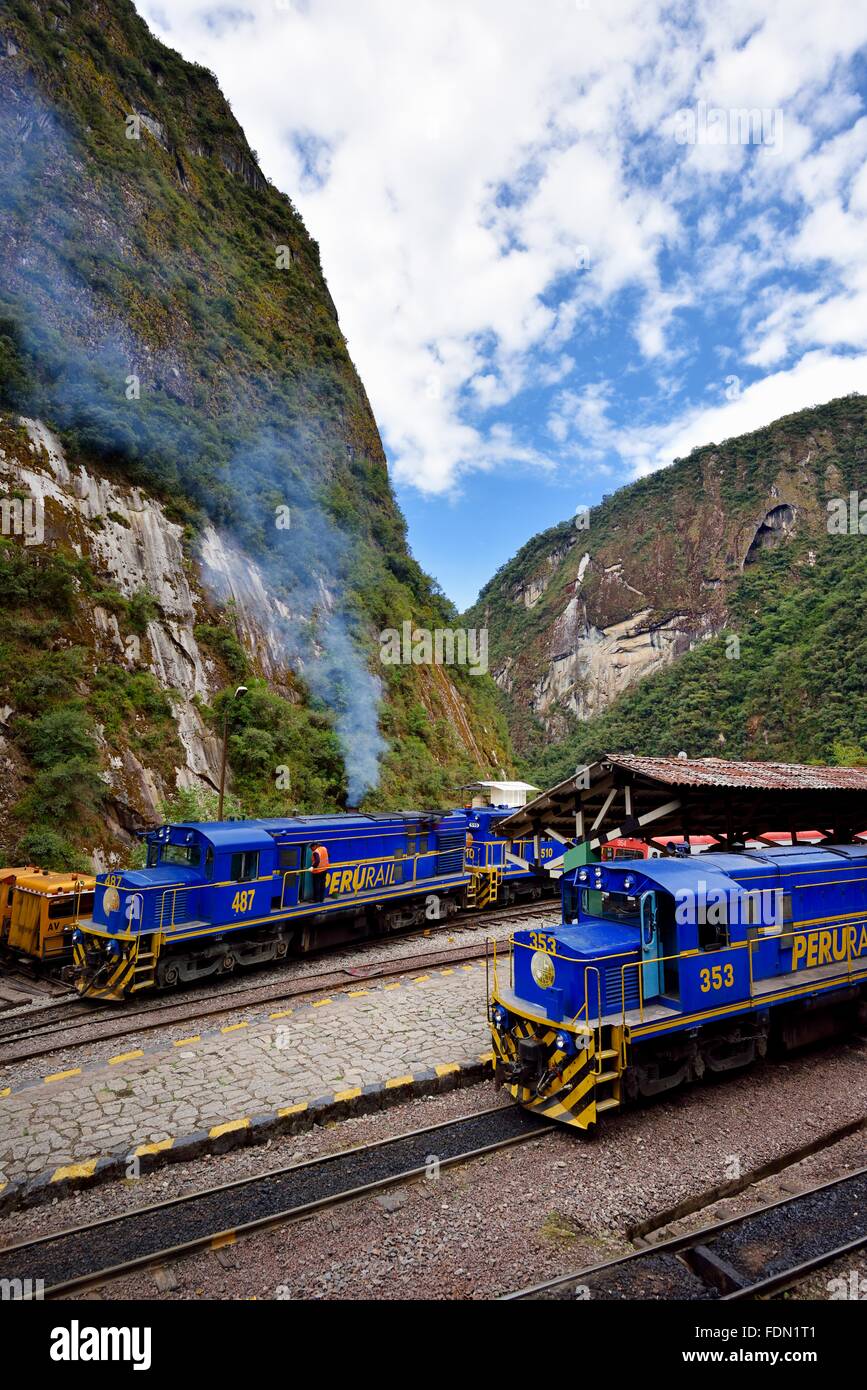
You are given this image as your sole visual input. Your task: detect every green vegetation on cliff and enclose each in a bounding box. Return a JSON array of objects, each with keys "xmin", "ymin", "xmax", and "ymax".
[
  {"xmin": 0, "ymin": 0, "xmax": 511, "ymax": 860},
  {"xmin": 468, "ymin": 393, "xmax": 867, "ymax": 776}
]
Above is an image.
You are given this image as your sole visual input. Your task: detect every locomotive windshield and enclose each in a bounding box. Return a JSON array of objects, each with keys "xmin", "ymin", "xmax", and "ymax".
[
  {"xmin": 599, "ymin": 890, "xmax": 641, "ymax": 925},
  {"xmin": 147, "ymin": 843, "xmax": 201, "ymax": 868},
  {"xmin": 562, "ymin": 881, "xmax": 642, "ymax": 926}
]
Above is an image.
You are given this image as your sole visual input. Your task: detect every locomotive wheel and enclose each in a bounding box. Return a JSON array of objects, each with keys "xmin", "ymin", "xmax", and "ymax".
[
  {"xmin": 158, "ymin": 961, "xmax": 180, "ymax": 988},
  {"xmin": 221, "ymin": 953, "xmax": 236, "ymax": 973}
]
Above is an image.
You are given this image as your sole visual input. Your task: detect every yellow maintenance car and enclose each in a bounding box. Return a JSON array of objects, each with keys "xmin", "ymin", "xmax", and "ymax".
[
  {"xmin": 0, "ymin": 867, "xmax": 36, "ymax": 944},
  {"xmin": 2, "ymin": 868, "xmax": 96, "ymax": 964}
]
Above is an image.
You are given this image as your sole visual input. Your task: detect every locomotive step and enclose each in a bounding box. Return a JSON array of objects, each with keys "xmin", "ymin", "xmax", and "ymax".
[
  {"xmin": 594, "ymin": 1069, "xmax": 620, "ymax": 1084},
  {"xmin": 595, "ymin": 1097, "xmax": 620, "ymax": 1113}
]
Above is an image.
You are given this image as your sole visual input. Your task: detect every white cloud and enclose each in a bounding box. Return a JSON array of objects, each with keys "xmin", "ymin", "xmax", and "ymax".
[
  {"xmin": 556, "ymin": 351, "xmax": 867, "ymax": 477},
  {"xmin": 136, "ymin": 0, "xmax": 867, "ymax": 498}
]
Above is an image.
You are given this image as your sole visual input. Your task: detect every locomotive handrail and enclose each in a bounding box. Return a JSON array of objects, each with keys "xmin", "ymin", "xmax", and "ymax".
[
  {"xmin": 745, "ymin": 921, "xmax": 865, "ymax": 999},
  {"xmin": 507, "ymin": 934, "xmax": 638, "ymax": 968},
  {"xmin": 583, "ymin": 964, "xmax": 603, "ymax": 1063},
  {"xmin": 276, "ymin": 845, "xmax": 443, "ymax": 909}
]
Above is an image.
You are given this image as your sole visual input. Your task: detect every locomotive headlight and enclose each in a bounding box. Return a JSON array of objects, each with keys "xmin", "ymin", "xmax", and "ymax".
[
  {"xmin": 530, "ymin": 950, "xmax": 556, "ymax": 989},
  {"xmin": 491, "ymin": 1005, "xmax": 508, "ymax": 1030},
  {"xmin": 578, "ymin": 869, "xmax": 588, "ymax": 882}
]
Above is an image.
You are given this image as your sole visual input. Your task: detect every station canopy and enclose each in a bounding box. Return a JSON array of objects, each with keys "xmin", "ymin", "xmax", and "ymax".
[
  {"xmin": 461, "ymin": 780, "xmax": 539, "ymax": 808},
  {"xmin": 497, "ymin": 754, "xmax": 867, "ymax": 852}
]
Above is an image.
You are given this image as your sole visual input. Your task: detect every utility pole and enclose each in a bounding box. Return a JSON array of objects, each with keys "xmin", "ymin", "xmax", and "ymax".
[{"xmin": 217, "ymin": 685, "xmax": 247, "ymax": 821}]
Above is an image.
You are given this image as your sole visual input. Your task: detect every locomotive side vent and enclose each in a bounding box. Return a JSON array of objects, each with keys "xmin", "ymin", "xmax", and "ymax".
[
  {"xmin": 603, "ymin": 963, "xmax": 639, "ymax": 1014},
  {"xmin": 435, "ymin": 832, "xmax": 465, "ymax": 876}
]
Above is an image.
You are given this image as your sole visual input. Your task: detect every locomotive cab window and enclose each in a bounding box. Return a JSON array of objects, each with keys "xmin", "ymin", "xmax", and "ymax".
[
  {"xmin": 697, "ymin": 905, "xmax": 728, "ymax": 951},
  {"xmin": 600, "ymin": 891, "xmax": 641, "ymax": 925},
  {"xmin": 147, "ymin": 844, "xmax": 159, "ymax": 868},
  {"xmin": 231, "ymin": 851, "xmax": 259, "ymax": 883},
  {"xmin": 279, "ymin": 847, "xmax": 301, "ymax": 871},
  {"xmin": 161, "ymin": 843, "xmax": 201, "ymax": 867}
]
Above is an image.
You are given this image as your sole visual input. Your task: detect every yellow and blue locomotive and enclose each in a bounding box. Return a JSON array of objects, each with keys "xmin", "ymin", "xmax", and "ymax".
[
  {"xmin": 489, "ymin": 843, "xmax": 867, "ymax": 1132},
  {"xmin": 71, "ymin": 807, "xmax": 557, "ymax": 1000}
]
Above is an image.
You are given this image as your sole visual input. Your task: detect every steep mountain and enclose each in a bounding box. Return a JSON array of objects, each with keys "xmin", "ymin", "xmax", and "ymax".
[
  {"xmin": 467, "ymin": 394, "xmax": 867, "ymax": 784},
  {"xmin": 0, "ymin": 0, "xmax": 511, "ymax": 869}
]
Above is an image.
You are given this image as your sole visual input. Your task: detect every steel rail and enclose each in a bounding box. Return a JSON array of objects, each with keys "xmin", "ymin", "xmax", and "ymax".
[
  {"xmin": 0, "ymin": 906, "xmax": 558, "ymax": 1064},
  {"xmin": 503, "ymin": 1164, "xmax": 867, "ymax": 1300},
  {"xmin": 0, "ymin": 1104, "xmax": 547, "ymax": 1298}
]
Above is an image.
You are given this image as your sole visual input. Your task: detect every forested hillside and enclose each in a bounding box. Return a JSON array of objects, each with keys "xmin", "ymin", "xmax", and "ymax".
[{"xmin": 0, "ymin": 0, "xmax": 510, "ymax": 867}]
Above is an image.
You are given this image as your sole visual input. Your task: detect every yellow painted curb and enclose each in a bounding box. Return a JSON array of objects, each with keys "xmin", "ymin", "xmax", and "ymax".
[
  {"xmin": 334, "ymin": 1086, "xmax": 362, "ymax": 1101},
  {"xmin": 135, "ymin": 1138, "xmax": 174, "ymax": 1157},
  {"xmin": 312, "ymin": 997, "xmax": 332, "ymax": 1008},
  {"xmin": 278, "ymin": 1101, "xmax": 308, "ymax": 1117},
  {"xmin": 269, "ymin": 1009, "xmax": 293, "ymax": 1020},
  {"xmin": 385, "ymin": 1074, "xmax": 413, "ymax": 1089},
  {"xmin": 51, "ymin": 1158, "xmax": 97, "ymax": 1183},
  {"xmin": 435, "ymin": 1063, "xmax": 460, "ymax": 1077},
  {"xmin": 209, "ymin": 1118, "xmax": 250, "ymax": 1139},
  {"xmin": 220, "ymin": 1022, "xmax": 248, "ymax": 1034},
  {"xmin": 44, "ymin": 1068, "xmax": 81, "ymax": 1084},
  {"xmin": 109, "ymin": 1049, "xmax": 144, "ymax": 1065},
  {"xmin": 174, "ymin": 1035, "xmax": 201, "ymax": 1047}
]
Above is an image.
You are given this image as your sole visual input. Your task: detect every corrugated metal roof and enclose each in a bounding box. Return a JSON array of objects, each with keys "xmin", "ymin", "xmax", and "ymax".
[
  {"xmin": 606, "ymin": 754, "xmax": 867, "ymax": 791},
  {"xmin": 461, "ymin": 781, "xmax": 540, "ymax": 792}
]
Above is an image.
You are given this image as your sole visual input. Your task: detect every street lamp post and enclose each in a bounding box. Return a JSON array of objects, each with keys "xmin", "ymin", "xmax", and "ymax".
[{"xmin": 217, "ymin": 685, "xmax": 247, "ymax": 821}]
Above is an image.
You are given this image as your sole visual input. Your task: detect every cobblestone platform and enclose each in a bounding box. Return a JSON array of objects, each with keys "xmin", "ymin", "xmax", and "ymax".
[{"xmin": 0, "ymin": 963, "xmax": 491, "ymax": 1199}]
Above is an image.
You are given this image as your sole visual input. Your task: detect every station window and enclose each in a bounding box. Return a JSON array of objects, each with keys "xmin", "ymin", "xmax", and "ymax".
[{"xmin": 231, "ymin": 851, "xmax": 259, "ymax": 882}]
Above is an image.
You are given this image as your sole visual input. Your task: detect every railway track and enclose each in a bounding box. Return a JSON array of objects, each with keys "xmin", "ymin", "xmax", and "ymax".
[
  {"xmin": 0, "ymin": 1104, "xmax": 546, "ymax": 1298},
  {"xmin": 505, "ymin": 1166, "xmax": 867, "ymax": 1300},
  {"xmin": 0, "ymin": 900, "xmax": 556, "ymax": 1064}
]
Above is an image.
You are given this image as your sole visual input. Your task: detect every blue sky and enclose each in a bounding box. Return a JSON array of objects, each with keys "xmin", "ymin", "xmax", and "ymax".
[{"xmin": 138, "ymin": 1, "xmax": 867, "ymax": 609}]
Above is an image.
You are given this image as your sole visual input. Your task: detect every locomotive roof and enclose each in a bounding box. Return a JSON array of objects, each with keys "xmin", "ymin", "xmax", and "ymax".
[
  {"xmin": 163, "ymin": 812, "xmax": 461, "ymax": 846},
  {"xmin": 575, "ymin": 844, "xmax": 867, "ymax": 894}
]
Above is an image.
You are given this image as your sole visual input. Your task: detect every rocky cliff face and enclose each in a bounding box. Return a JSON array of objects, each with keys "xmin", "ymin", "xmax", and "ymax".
[
  {"xmin": 0, "ymin": 0, "xmax": 511, "ymax": 868},
  {"xmin": 0, "ymin": 410, "xmax": 507, "ymax": 867},
  {"xmin": 469, "ymin": 395, "xmax": 867, "ymax": 765}
]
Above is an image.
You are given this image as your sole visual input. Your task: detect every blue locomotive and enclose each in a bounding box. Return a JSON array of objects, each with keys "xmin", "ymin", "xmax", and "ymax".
[
  {"xmin": 71, "ymin": 807, "xmax": 558, "ymax": 1000},
  {"xmin": 489, "ymin": 843, "xmax": 867, "ymax": 1132}
]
